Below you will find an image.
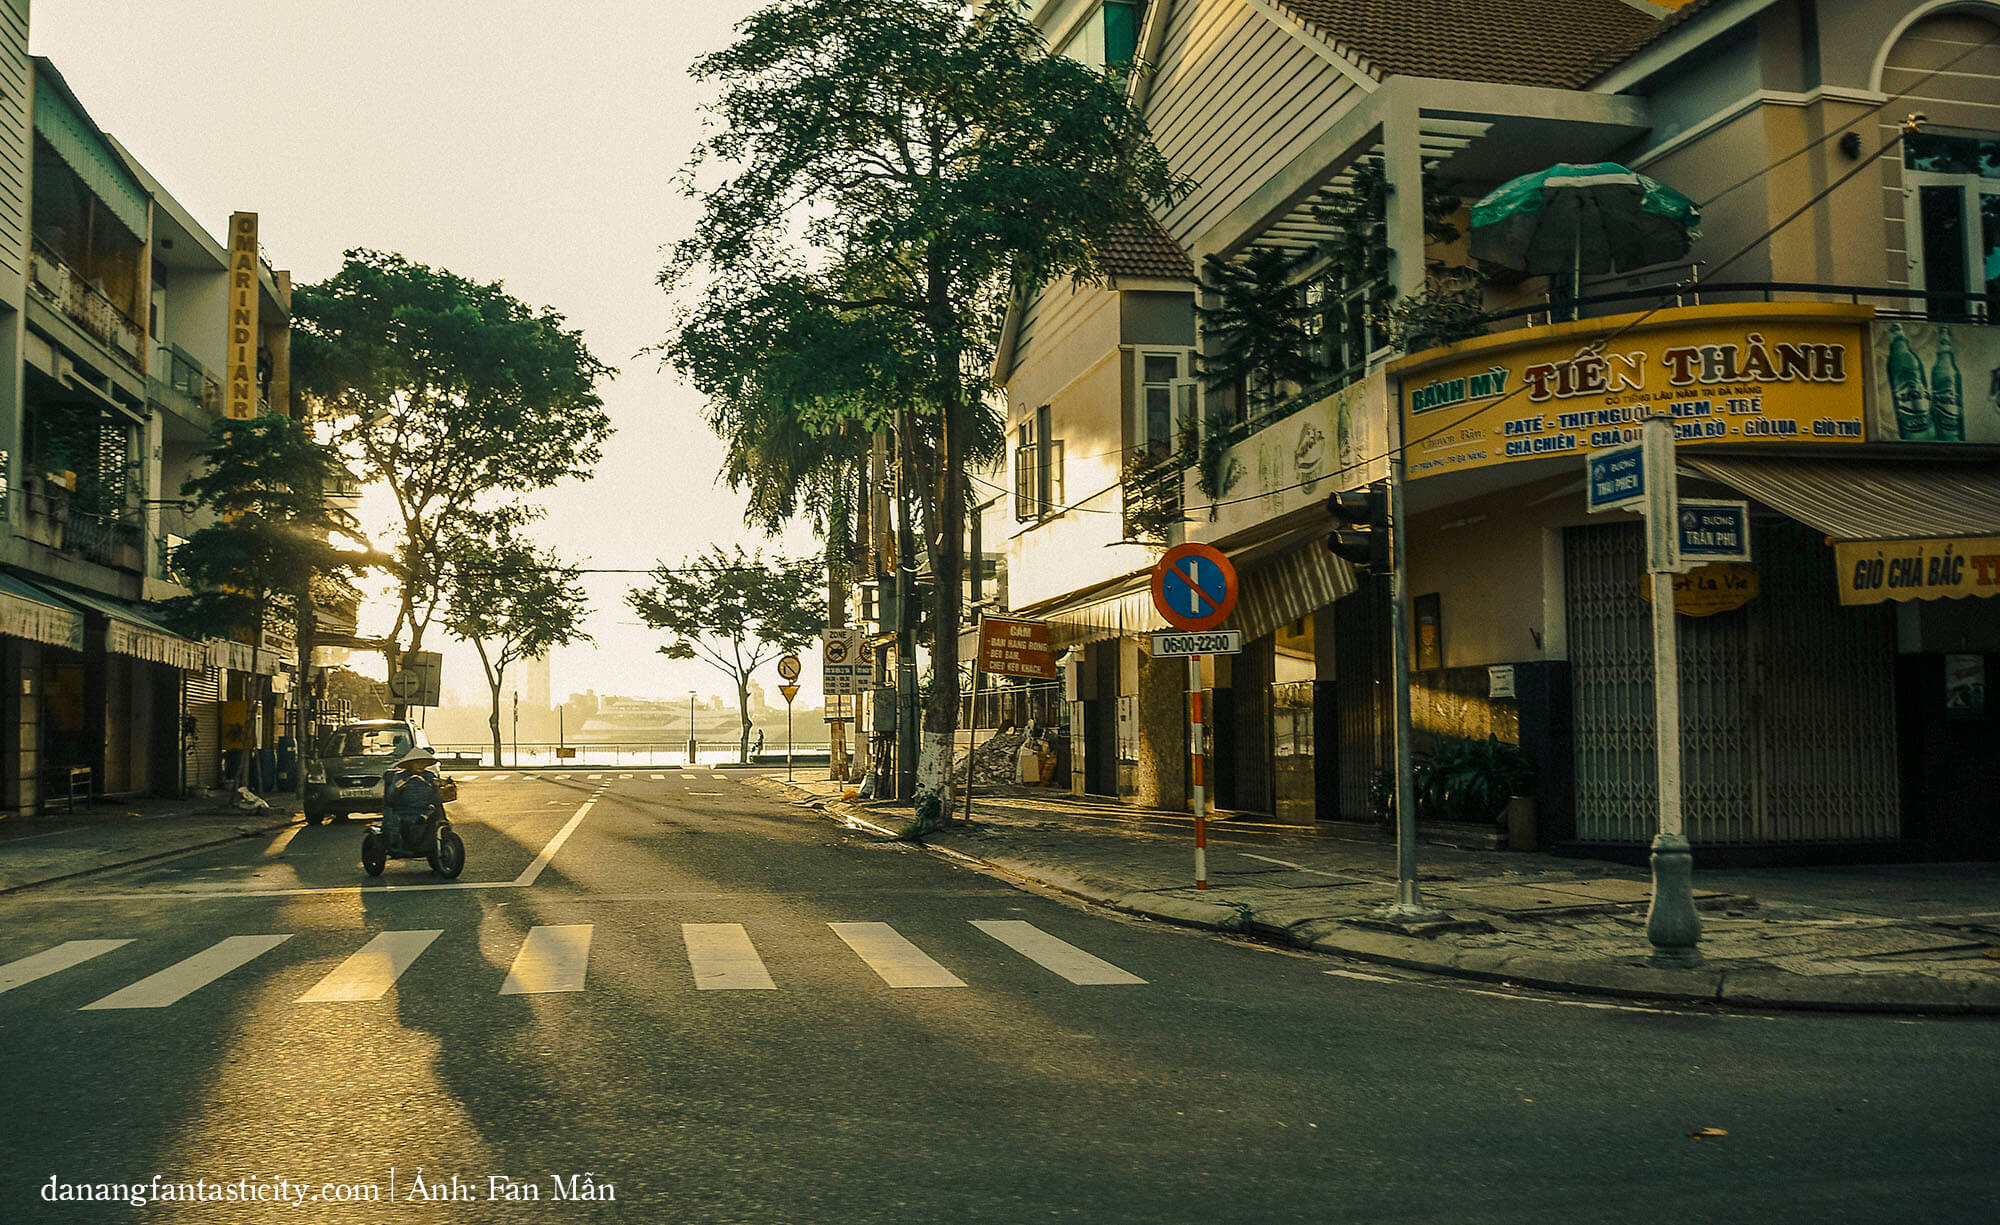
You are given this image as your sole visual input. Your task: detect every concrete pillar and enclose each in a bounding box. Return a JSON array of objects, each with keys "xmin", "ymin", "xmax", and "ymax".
[{"xmin": 1382, "ymin": 101, "xmax": 1427, "ymax": 301}]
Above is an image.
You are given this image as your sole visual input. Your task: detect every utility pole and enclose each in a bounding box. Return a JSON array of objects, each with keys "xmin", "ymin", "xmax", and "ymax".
[
  {"xmin": 1378, "ymin": 413, "xmax": 1442, "ymax": 923},
  {"xmin": 893, "ymin": 406, "xmax": 919, "ymax": 802}
]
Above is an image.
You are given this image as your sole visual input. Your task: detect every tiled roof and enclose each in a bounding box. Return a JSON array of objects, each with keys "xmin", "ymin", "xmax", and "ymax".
[
  {"xmin": 1588, "ymin": 0, "xmax": 1728, "ymax": 80},
  {"xmin": 1278, "ymin": 0, "xmax": 1665, "ymax": 90},
  {"xmin": 1097, "ymin": 217, "xmax": 1197, "ymax": 281}
]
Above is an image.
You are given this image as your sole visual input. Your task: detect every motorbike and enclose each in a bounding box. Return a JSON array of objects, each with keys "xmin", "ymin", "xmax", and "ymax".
[{"xmin": 361, "ymin": 802, "xmax": 465, "ymax": 879}]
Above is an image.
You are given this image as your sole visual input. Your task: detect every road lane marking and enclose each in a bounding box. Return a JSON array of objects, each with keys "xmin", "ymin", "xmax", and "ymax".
[
  {"xmin": 0, "ymin": 940, "xmax": 133, "ymax": 996},
  {"xmin": 682, "ymin": 924, "xmax": 776, "ymax": 990},
  {"xmin": 53, "ymin": 792, "xmax": 602, "ymax": 901},
  {"xmin": 460, "ymin": 774, "xmax": 482, "ymax": 782},
  {"xmin": 486, "ymin": 774, "xmax": 509, "ymax": 782},
  {"xmin": 619, "ymin": 773, "xmax": 633, "ymax": 779},
  {"xmin": 262, "ymin": 825, "xmax": 305, "ymax": 857},
  {"xmin": 80, "ymin": 935, "xmax": 293, "ymax": 1010},
  {"xmin": 970, "ymin": 921, "xmax": 1145, "ymax": 985},
  {"xmin": 1240, "ymin": 852, "xmax": 1347, "ymax": 878},
  {"xmin": 297, "ymin": 930, "xmax": 443, "ymax": 1002},
  {"xmin": 499, "ymin": 925, "xmax": 593, "ymax": 994},
  {"xmin": 689, "ymin": 792, "xmax": 725, "ymax": 796},
  {"xmin": 828, "ymin": 922, "xmax": 965, "ymax": 988},
  {"xmin": 650, "ymin": 774, "xmax": 666, "ymax": 780},
  {"xmin": 679, "ymin": 773, "xmax": 698, "ymax": 781},
  {"xmin": 587, "ymin": 773, "xmax": 603, "ymax": 780}
]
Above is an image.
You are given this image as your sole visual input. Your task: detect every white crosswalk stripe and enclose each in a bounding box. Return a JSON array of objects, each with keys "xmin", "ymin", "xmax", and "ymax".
[
  {"xmin": 679, "ymin": 772, "xmax": 698, "ymax": 781},
  {"xmin": 499, "ymin": 925, "xmax": 593, "ymax": 995},
  {"xmin": 586, "ymin": 773, "xmax": 603, "ymax": 780},
  {"xmin": 971, "ymin": 921, "xmax": 1145, "ymax": 984},
  {"xmin": 80, "ymin": 935, "xmax": 293, "ymax": 1010},
  {"xmin": 0, "ymin": 940, "xmax": 133, "ymax": 996},
  {"xmin": 5, "ymin": 920, "xmax": 1146, "ymax": 1008},
  {"xmin": 460, "ymin": 773, "xmax": 481, "ymax": 782},
  {"xmin": 829, "ymin": 922, "xmax": 965, "ymax": 988},
  {"xmin": 619, "ymin": 773, "xmax": 633, "ymax": 779},
  {"xmin": 650, "ymin": 774, "xmax": 666, "ymax": 780},
  {"xmin": 487, "ymin": 774, "xmax": 509, "ymax": 782},
  {"xmin": 682, "ymin": 924, "xmax": 776, "ymax": 990},
  {"xmin": 297, "ymin": 930, "xmax": 442, "ymax": 1002}
]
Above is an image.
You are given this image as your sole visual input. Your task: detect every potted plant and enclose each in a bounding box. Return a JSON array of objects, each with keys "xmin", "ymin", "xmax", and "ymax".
[{"xmin": 1425, "ymin": 735, "xmax": 1535, "ymax": 826}]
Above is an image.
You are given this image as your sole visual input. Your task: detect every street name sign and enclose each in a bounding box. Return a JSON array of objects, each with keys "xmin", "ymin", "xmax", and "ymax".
[
  {"xmin": 1586, "ymin": 442, "xmax": 1645, "ymax": 514},
  {"xmin": 1150, "ymin": 630, "xmax": 1243, "ymax": 657},
  {"xmin": 1677, "ymin": 499, "xmax": 1752, "ymax": 566},
  {"xmin": 1151, "ymin": 543, "xmax": 1238, "ymax": 632}
]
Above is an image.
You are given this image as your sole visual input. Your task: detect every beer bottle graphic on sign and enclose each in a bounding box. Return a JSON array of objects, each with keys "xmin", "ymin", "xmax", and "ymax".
[
  {"xmin": 1886, "ymin": 322, "xmax": 1932, "ymax": 441},
  {"xmin": 1929, "ymin": 325, "xmax": 1963, "ymax": 441}
]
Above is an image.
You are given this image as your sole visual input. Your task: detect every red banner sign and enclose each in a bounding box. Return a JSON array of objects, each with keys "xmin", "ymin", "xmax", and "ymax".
[{"xmin": 977, "ymin": 616, "xmax": 1056, "ymax": 679}]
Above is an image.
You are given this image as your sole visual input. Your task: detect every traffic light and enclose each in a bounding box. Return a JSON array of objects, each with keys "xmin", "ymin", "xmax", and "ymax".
[{"xmin": 1326, "ymin": 482, "xmax": 1390, "ymax": 571}]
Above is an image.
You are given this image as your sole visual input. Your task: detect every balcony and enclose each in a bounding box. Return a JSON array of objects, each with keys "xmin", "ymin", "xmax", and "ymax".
[
  {"xmin": 29, "ymin": 238, "xmax": 144, "ymax": 369},
  {"xmin": 148, "ymin": 344, "xmax": 222, "ymax": 424},
  {"xmin": 19, "ymin": 480, "xmax": 146, "ymax": 573}
]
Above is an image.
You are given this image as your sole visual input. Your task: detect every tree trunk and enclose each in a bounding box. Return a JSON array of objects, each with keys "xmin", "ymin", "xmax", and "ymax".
[
  {"xmin": 294, "ymin": 583, "xmax": 316, "ymax": 807},
  {"xmin": 910, "ymin": 329, "xmax": 966, "ymax": 834},
  {"xmin": 737, "ymin": 675, "xmax": 753, "ymax": 763}
]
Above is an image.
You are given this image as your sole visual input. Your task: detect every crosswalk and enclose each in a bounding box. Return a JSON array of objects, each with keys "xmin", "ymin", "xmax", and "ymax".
[
  {"xmin": 453, "ymin": 768, "xmax": 717, "ymax": 782},
  {"xmin": 0, "ymin": 920, "xmax": 1147, "ymax": 1010}
]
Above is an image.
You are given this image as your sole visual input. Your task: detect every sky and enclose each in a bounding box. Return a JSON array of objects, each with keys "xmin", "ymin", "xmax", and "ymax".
[{"xmin": 29, "ymin": 0, "xmax": 822, "ymax": 710}]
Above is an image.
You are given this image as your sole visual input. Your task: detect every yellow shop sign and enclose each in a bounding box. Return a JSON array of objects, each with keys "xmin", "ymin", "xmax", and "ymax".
[
  {"xmin": 1396, "ymin": 304, "xmax": 1869, "ymax": 480},
  {"xmin": 1835, "ymin": 536, "xmax": 2000, "ymax": 605},
  {"xmin": 1638, "ymin": 563, "xmax": 1760, "ymax": 617}
]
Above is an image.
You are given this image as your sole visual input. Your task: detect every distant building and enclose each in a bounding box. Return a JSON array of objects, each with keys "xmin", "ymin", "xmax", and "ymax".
[{"xmin": 522, "ymin": 653, "xmax": 550, "ymax": 712}]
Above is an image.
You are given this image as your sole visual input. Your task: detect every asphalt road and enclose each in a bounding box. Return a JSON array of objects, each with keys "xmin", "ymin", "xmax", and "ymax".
[{"xmin": 0, "ymin": 768, "xmax": 1992, "ymax": 1224}]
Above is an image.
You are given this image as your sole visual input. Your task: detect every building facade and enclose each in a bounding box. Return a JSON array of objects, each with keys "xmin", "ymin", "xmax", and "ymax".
[
  {"xmin": 1002, "ymin": 0, "xmax": 2000, "ymax": 860},
  {"xmin": 0, "ymin": 35, "xmax": 302, "ymax": 814}
]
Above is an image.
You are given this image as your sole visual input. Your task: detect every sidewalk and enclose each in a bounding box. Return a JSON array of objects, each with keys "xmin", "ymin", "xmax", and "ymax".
[
  {"xmin": 772, "ymin": 775, "xmax": 2000, "ymax": 1015},
  {"xmin": 0, "ymin": 792, "xmax": 300, "ymax": 894}
]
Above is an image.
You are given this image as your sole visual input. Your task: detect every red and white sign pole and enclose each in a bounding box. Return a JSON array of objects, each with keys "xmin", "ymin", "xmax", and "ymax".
[{"xmin": 1188, "ymin": 654, "xmax": 1208, "ymax": 889}]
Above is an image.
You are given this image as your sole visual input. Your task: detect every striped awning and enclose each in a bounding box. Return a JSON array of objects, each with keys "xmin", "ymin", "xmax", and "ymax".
[
  {"xmin": 1016, "ymin": 570, "xmax": 1167, "ymax": 650},
  {"xmin": 208, "ymin": 637, "xmax": 283, "ymax": 676},
  {"xmin": 1686, "ymin": 458, "xmax": 2000, "ymax": 541},
  {"xmin": 1233, "ymin": 540, "xmax": 1358, "ymax": 642},
  {"xmin": 0, "ymin": 572, "xmax": 85, "ymax": 651},
  {"xmin": 30, "ymin": 582, "xmax": 209, "ymax": 672}
]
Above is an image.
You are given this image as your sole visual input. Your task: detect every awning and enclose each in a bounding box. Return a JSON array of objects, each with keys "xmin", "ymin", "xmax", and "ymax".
[
  {"xmin": 0, "ymin": 573, "xmax": 85, "ymax": 651},
  {"xmin": 1685, "ymin": 458, "xmax": 2000, "ymax": 541},
  {"xmin": 30, "ymin": 582, "xmax": 210, "ymax": 672},
  {"xmin": 32, "ymin": 71, "xmax": 148, "ymax": 241},
  {"xmin": 1015, "ymin": 570, "xmax": 1166, "ymax": 651},
  {"xmin": 1233, "ymin": 540, "xmax": 1358, "ymax": 642},
  {"xmin": 208, "ymin": 637, "xmax": 284, "ymax": 676}
]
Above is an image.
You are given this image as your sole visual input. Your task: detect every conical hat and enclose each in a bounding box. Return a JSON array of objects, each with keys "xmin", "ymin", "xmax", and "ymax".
[{"xmin": 396, "ymin": 747, "xmax": 438, "ymax": 768}]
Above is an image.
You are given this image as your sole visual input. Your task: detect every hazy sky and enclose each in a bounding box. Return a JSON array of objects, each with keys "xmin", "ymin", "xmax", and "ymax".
[{"xmin": 31, "ymin": 0, "xmax": 825, "ymax": 711}]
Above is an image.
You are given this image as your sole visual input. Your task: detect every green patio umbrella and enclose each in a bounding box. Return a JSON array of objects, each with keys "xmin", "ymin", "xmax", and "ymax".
[{"xmin": 1470, "ymin": 162, "xmax": 1701, "ymax": 292}]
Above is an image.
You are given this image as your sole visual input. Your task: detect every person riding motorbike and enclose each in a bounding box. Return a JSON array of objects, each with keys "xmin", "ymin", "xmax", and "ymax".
[{"xmin": 382, "ymin": 747, "xmax": 443, "ymax": 856}]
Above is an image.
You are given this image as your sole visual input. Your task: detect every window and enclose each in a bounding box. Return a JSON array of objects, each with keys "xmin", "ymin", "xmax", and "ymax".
[
  {"xmin": 1134, "ymin": 349, "xmax": 1196, "ymax": 460},
  {"xmin": 1057, "ymin": 1, "xmax": 1142, "ymax": 70},
  {"xmin": 1015, "ymin": 407, "xmax": 1065, "ymax": 521},
  {"xmin": 1904, "ymin": 133, "xmax": 1999, "ymax": 318}
]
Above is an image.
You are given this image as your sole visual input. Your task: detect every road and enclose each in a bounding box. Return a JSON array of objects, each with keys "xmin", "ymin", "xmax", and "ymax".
[{"xmin": 0, "ymin": 769, "xmax": 1991, "ymax": 1223}]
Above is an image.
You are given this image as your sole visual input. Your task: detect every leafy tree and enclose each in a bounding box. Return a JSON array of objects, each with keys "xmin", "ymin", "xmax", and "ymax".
[
  {"xmin": 626, "ymin": 546, "xmax": 822, "ymax": 762},
  {"xmin": 1195, "ymin": 246, "xmax": 1320, "ymax": 416},
  {"xmin": 159, "ymin": 415, "xmax": 375, "ymax": 790},
  {"xmin": 290, "ymin": 249, "xmax": 615, "ymax": 707},
  {"xmin": 440, "ymin": 518, "xmax": 592, "ymax": 767},
  {"xmin": 666, "ymin": 0, "xmax": 1183, "ymax": 828}
]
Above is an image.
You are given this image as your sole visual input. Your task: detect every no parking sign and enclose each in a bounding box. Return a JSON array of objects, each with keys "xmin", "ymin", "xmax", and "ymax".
[{"xmin": 1151, "ymin": 543, "xmax": 1238, "ymax": 632}]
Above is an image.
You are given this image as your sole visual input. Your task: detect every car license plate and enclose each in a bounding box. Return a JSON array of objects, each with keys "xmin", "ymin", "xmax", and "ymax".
[{"xmin": 339, "ymin": 785, "xmax": 377, "ymax": 799}]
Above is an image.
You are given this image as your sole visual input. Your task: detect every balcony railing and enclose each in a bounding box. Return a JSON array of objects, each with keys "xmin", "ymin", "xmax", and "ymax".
[
  {"xmin": 29, "ymin": 238, "xmax": 144, "ymax": 367},
  {"xmin": 150, "ymin": 345, "xmax": 222, "ymax": 418},
  {"xmin": 1484, "ymin": 277, "xmax": 1992, "ymax": 334}
]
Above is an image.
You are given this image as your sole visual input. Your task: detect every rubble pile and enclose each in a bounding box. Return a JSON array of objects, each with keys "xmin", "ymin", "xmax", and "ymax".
[{"xmin": 954, "ymin": 729, "xmax": 1028, "ymax": 786}]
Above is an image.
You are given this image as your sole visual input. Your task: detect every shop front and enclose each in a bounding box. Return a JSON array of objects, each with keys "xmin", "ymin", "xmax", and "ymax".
[{"xmin": 1394, "ymin": 303, "xmax": 2000, "ymax": 862}]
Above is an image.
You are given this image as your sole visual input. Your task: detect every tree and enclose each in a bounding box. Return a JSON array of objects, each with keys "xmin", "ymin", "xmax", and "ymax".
[
  {"xmin": 159, "ymin": 415, "xmax": 374, "ymax": 790},
  {"xmin": 666, "ymin": 0, "xmax": 1184, "ymax": 829},
  {"xmin": 440, "ymin": 518, "xmax": 592, "ymax": 768},
  {"xmin": 1195, "ymin": 246, "xmax": 1320, "ymax": 415},
  {"xmin": 626, "ymin": 547, "xmax": 822, "ymax": 762},
  {"xmin": 291, "ymin": 249, "xmax": 615, "ymax": 707}
]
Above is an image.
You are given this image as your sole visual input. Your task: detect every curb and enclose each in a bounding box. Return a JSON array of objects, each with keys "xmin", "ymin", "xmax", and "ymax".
[
  {"xmin": 773, "ymin": 779, "xmax": 2000, "ymax": 1017},
  {"xmin": 0, "ymin": 814, "xmax": 301, "ymax": 896}
]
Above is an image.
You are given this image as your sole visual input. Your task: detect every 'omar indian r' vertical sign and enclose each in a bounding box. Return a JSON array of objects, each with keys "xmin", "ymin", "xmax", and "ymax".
[{"xmin": 225, "ymin": 212, "xmax": 259, "ymax": 419}]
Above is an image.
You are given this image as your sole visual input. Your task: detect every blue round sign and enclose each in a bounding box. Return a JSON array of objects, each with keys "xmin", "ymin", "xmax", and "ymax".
[{"xmin": 1151, "ymin": 543, "xmax": 1238, "ymax": 632}]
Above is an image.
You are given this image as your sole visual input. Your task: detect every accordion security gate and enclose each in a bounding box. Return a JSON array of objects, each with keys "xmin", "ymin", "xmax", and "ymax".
[{"xmin": 1564, "ymin": 520, "xmax": 1899, "ymax": 846}]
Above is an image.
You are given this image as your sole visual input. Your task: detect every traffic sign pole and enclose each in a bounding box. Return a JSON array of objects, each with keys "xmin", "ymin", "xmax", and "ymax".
[
  {"xmin": 1189, "ymin": 654, "xmax": 1207, "ymax": 890},
  {"xmin": 1641, "ymin": 413, "xmax": 1701, "ymax": 967}
]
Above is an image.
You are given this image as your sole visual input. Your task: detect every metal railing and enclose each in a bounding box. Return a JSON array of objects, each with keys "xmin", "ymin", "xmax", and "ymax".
[
  {"xmin": 428, "ymin": 741, "xmax": 832, "ymax": 769},
  {"xmin": 29, "ymin": 238, "xmax": 144, "ymax": 366},
  {"xmin": 1485, "ymin": 278, "xmax": 1992, "ymax": 332}
]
